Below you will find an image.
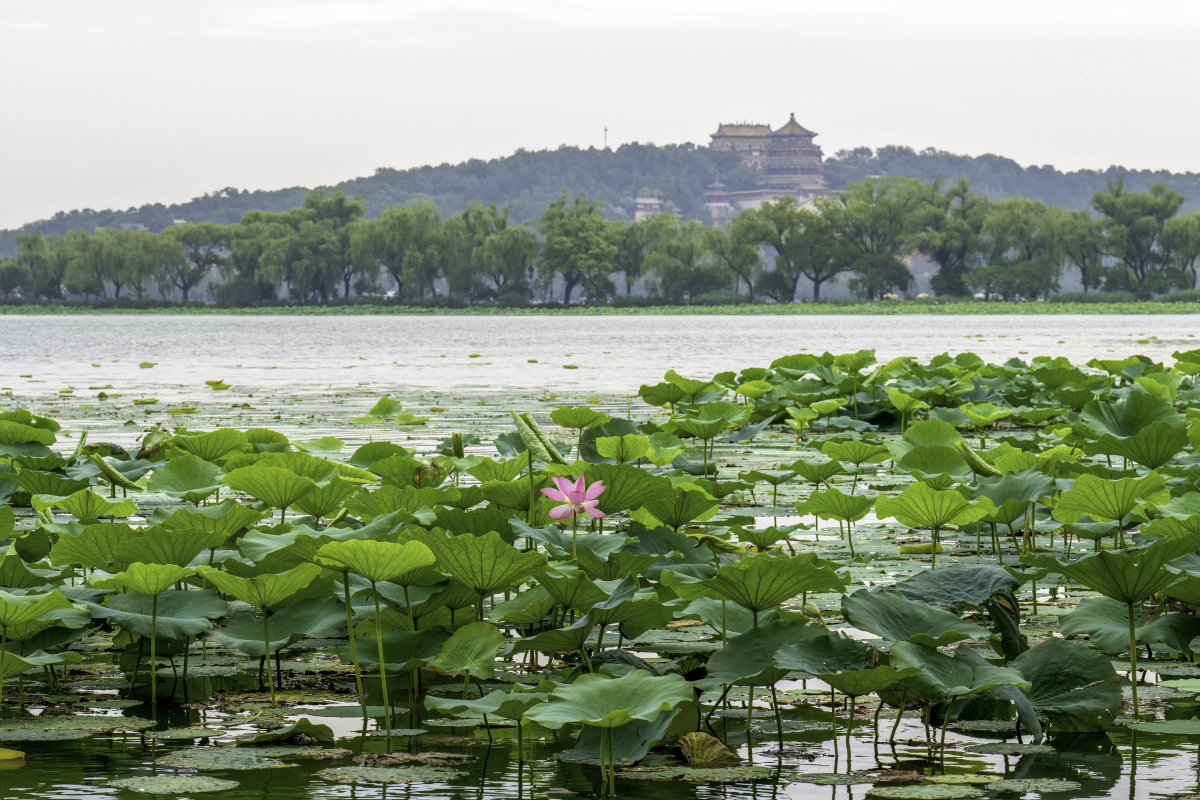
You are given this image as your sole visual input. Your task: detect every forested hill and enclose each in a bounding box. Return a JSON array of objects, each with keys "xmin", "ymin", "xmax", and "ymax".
[{"xmin": 4, "ymin": 141, "xmax": 1199, "ymax": 256}]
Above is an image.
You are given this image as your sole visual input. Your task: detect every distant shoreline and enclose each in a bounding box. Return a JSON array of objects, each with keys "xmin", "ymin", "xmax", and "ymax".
[{"xmin": 1, "ymin": 301, "xmax": 1199, "ymax": 316}]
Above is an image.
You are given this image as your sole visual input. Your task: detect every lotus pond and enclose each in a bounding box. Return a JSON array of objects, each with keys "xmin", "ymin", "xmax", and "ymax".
[{"xmin": 6, "ymin": 328, "xmax": 1200, "ymax": 799}]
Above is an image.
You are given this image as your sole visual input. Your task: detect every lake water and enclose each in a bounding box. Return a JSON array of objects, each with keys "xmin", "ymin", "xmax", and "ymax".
[{"xmin": 0, "ymin": 313, "xmax": 1194, "ymax": 400}]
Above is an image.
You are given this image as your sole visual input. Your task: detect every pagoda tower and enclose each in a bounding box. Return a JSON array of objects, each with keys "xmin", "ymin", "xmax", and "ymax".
[{"xmin": 760, "ymin": 113, "xmax": 827, "ymax": 195}]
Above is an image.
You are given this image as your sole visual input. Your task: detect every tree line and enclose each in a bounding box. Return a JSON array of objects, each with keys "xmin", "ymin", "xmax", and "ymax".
[{"xmin": 3, "ymin": 176, "xmax": 1199, "ymax": 306}]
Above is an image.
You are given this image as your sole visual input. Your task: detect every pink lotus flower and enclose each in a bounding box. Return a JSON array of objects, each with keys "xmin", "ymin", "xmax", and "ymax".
[{"xmin": 541, "ymin": 475, "xmax": 607, "ymax": 521}]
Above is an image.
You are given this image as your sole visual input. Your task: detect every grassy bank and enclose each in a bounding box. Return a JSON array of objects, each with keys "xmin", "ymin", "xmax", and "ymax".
[{"xmin": 2, "ymin": 300, "xmax": 1200, "ymax": 316}]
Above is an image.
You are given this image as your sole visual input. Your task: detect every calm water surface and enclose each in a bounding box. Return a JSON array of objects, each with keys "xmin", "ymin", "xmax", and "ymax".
[{"xmin": 0, "ymin": 314, "xmax": 1195, "ymax": 399}]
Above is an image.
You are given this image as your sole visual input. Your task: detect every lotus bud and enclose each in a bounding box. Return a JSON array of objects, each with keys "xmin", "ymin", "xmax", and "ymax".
[{"xmin": 452, "ymin": 431, "xmax": 465, "ymax": 459}]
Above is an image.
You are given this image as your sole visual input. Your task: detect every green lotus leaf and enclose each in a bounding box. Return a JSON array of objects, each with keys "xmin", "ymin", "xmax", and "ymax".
[
  {"xmin": 522, "ymin": 670, "xmax": 693, "ymax": 729},
  {"xmin": 895, "ymin": 445, "xmax": 973, "ymax": 485},
  {"xmin": 146, "ymin": 455, "xmax": 225, "ymax": 503},
  {"xmin": 1137, "ymin": 612, "xmax": 1200, "ymax": 658},
  {"xmin": 866, "ymin": 786, "xmax": 983, "ymax": 799},
  {"xmin": 293, "ymin": 437, "xmax": 345, "ymax": 455},
  {"xmin": 821, "ymin": 439, "xmax": 890, "ymax": 466},
  {"xmin": 0, "ymin": 590, "xmax": 77, "ymax": 637},
  {"xmin": 348, "ymin": 441, "xmax": 413, "ymax": 470},
  {"xmin": 429, "ymin": 621, "xmax": 506, "ymax": 679},
  {"xmin": 171, "ymin": 428, "xmax": 248, "ymax": 462},
  {"xmin": 1008, "ymin": 637, "xmax": 1121, "ymax": 732},
  {"xmin": 425, "ymin": 683, "xmax": 555, "ymax": 722},
  {"xmin": 1053, "ymin": 472, "xmax": 1169, "ymax": 524},
  {"xmin": 636, "ymin": 485, "xmax": 719, "ymax": 530},
  {"xmin": 581, "ymin": 463, "xmax": 673, "ymax": 515},
  {"xmin": 1059, "ymin": 595, "xmax": 1147, "ymax": 654},
  {"xmin": 1026, "ymin": 533, "xmax": 1200, "ymax": 604},
  {"xmin": 316, "ymin": 539, "xmax": 436, "ymax": 584},
  {"xmin": 973, "ymin": 469, "xmax": 1054, "ymax": 526},
  {"xmin": 465, "ymin": 457, "xmax": 526, "ymax": 483},
  {"xmin": 316, "ymin": 766, "xmax": 465, "ymax": 785},
  {"xmin": 796, "ymin": 486, "xmax": 875, "ymax": 523},
  {"xmin": 372, "ymin": 456, "xmax": 447, "ymax": 489},
  {"xmin": 1080, "ymin": 391, "xmax": 1183, "ymax": 439},
  {"xmin": 50, "ymin": 489, "xmax": 138, "ymax": 521},
  {"xmin": 222, "ymin": 465, "xmax": 317, "ymax": 511},
  {"xmin": 698, "ymin": 553, "xmax": 846, "ymax": 613},
  {"xmin": 291, "ymin": 476, "xmax": 357, "ymax": 519},
  {"xmin": 0, "ymin": 649, "xmax": 84, "ymax": 681},
  {"xmin": 1129, "ymin": 717, "xmax": 1200, "ymax": 734},
  {"xmin": 786, "ymin": 458, "xmax": 845, "ymax": 487},
  {"xmin": 959, "ymin": 402, "xmax": 1013, "ymax": 430},
  {"xmin": 421, "ymin": 531, "xmax": 547, "ymax": 598},
  {"xmin": 551, "ymin": 406, "xmax": 611, "ymax": 431},
  {"xmin": 0, "ymin": 420, "xmax": 56, "ymax": 446},
  {"xmin": 237, "ymin": 718, "xmax": 335, "ymax": 745},
  {"xmin": 885, "ymin": 419, "xmax": 963, "ymax": 461},
  {"xmin": 535, "ymin": 569, "xmax": 609, "ymax": 612},
  {"xmin": 88, "ymin": 454, "xmax": 142, "ymax": 491},
  {"xmin": 1084, "ymin": 420, "xmax": 1189, "ymax": 469},
  {"xmin": 97, "ymin": 562, "xmax": 196, "ymax": 596},
  {"xmin": 48, "ymin": 522, "xmax": 143, "ymax": 571},
  {"xmin": 159, "ymin": 500, "xmax": 265, "ymax": 538},
  {"xmin": 197, "ymin": 562, "xmax": 326, "ymax": 613},
  {"xmin": 875, "ymin": 483, "xmax": 995, "ymax": 530},
  {"xmin": 113, "ymin": 526, "xmax": 226, "ymax": 567},
  {"xmin": 86, "ymin": 590, "xmax": 226, "ymax": 640},
  {"xmin": 664, "ymin": 417, "xmax": 728, "ymax": 441},
  {"xmin": 207, "ymin": 597, "xmax": 345, "ymax": 656},
  {"xmin": 841, "ymin": 589, "xmax": 992, "ymax": 648},
  {"xmin": 12, "ymin": 470, "xmax": 90, "ymax": 499},
  {"xmin": 508, "ymin": 612, "xmax": 596, "ymax": 656},
  {"xmin": 574, "ymin": 547, "xmax": 664, "ymax": 582},
  {"xmin": 693, "ymin": 618, "xmax": 812, "ymax": 690},
  {"xmin": 339, "ymin": 628, "xmax": 450, "ymax": 673},
  {"xmin": 596, "ymin": 434, "xmax": 649, "ymax": 464},
  {"xmin": 106, "ymin": 776, "xmax": 238, "ymax": 794},
  {"xmin": 888, "ymin": 641, "xmax": 1029, "ymax": 703}
]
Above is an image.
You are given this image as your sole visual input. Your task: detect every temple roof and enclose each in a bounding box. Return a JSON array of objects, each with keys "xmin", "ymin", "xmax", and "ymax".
[
  {"xmin": 772, "ymin": 113, "xmax": 816, "ymax": 137},
  {"xmin": 712, "ymin": 123, "xmax": 772, "ymax": 137}
]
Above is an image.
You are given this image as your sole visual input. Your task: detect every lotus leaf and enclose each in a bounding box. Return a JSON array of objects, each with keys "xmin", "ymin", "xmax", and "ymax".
[
  {"xmin": 197, "ymin": 563, "xmax": 325, "ymax": 613},
  {"xmin": 637, "ymin": 485, "xmax": 720, "ymax": 530},
  {"xmin": 699, "ymin": 553, "xmax": 845, "ymax": 615},
  {"xmin": 866, "ymin": 787, "xmax": 983, "ymax": 799},
  {"xmin": 1008, "ymin": 637, "xmax": 1121, "ymax": 732},
  {"xmin": 1081, "ymin": 391, "xmax": 1183, "ymax": 439},
  {"xmin": 97, "ymin": 563, "xmax": 195, "ymax": 596},
  {"xmin": 48, "ymin": 522, "xmax": 143, "ymax": 571},
  {"xmin": 49, "ymin": 489, "xmax": 137, "ymax": 521},
  {"xmin": 420, "ymin": 531, "xmax": 546, "ymax": 599},
  {"xmin": 1051, "ymin": 472, "xmax": 1169, "ymax": 523},
  {"xmin": 841, "ymin": 589, "xmax": 991, "ymax": 648},
  {"xmin": 522, "ymin": 670, "xmax": 693, "ymax": 729},
  {"xmin": 106, "ymin": 776, "xmax": 239, "ymax": 794},
  {"xmin": 87, "ymin": 590, "xmax": 226, "ymax": 640},
  {"xmin": 222, "ymin": 465, "xmax": 316, "ymax": 513},
  {"xmin": 113, "ymin": 526, "xmax": 226, "ymax": 567},
  {"xmin": 173, "ymin": 428, "xmax": 248, "ymax": 461},
  {"xmin": 317, "ymin": 540, "xmax": 436, "ymax": 584},
  {"xmin": 237, "ymin": 717, "xmax": 335, "ymax": 745},
  {"xmin": 317, "ymin": 766, "xmax": 465, "ymax": 784}
]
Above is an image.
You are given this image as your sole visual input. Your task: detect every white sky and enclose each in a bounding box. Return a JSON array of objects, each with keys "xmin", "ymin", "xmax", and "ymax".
[{"xmin": 2, "ymin": 0, "xmax": 1199, "ymax": 229}]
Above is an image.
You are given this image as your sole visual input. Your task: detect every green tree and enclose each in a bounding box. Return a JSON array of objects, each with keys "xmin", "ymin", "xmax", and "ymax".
[
  {"xmin": 537, "ymin": 195, "xmax": 617, "ymax": 304},
  {"xmin": 161, "ymin": 222, "xmax": 228, "ymax": 301},
  {"xmin": 348, "ymin": 201, "xmax": 442, "ymax": 302},
  {"xmin": 968, "ymin": 198, "xmax": 1063, "ymax": 300},
  {"xmin": 743, "ymin": 196, "xmax": 841, "ymax": 302},
  {"xmin": 1058, "ymin": 209, "xmax": 1108, "ymax": 292},
  {"xmin": 0, "ymin": 259, "xmax": 26, "ymax": 302},
  {"xmin": 706, "ymin": 213, "xmax": 762, "ymax": 299},
  {"xmin": 63, "ymin": 229, "xmax": 108, "ymax": 298},
  {"xmin": 474, "ymin": 224, "xmax": 540, "ymax": 299},
  {"xmin": 14, "ymin": 229, "xmax": 67, "ymax": 299},
  {"xmin": 304, "ymin": 187, "xmax": 369, "ymax": 298},
  {"xmin": 1162, "ymin": 210, "xmax": 1200, "ymax": 289},
  {"xmin": 643, "ymin": 217, "xmax": 729, "ymax": 304},
  {"xmin": 909, "ymin": 178, "xmax": 989, "ymax": 297},
  {"xmin": 609, "ymin": 213, "xmax": 674, "ymax": 295},
  {"xmin": 1092, "ymin": 178, "xmax": 1185, "ymax": 289},
  {"xmin": 818, "ymin": 177, "xmax": 925, "ymax": 299}
]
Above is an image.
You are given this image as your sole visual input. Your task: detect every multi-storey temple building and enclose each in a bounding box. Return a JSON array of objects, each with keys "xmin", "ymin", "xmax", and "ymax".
[{"xmin": 705, "ymin": 113, "xmax": 828, "ymax": 223}]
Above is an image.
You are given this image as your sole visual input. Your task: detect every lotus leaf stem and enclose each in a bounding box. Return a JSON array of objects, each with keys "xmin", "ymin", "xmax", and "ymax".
[
  {"xmin": 371, "ymin": 581, "xmax": 392, "ymax": 749},
  {"xmin": 889, "ymin": 689, "xmax": 907, "ymax": 743},
  {"xmin": 1128, "ymin": 600, "xmax": 1140, "ymax": 717},
  {"xmin": 150, "ymin": 593, "xmax": 158, "ymax": 719},
  {"xmin": 342, "ymin": 576, "xmax": 368, "ymax": 722},
  {"xmin": 262, "ymin": 612, "xmax": 277, "ymax": 708}
]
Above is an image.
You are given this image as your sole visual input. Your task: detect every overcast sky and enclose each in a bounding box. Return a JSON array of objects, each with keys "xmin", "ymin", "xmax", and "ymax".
[{"xmin": 2, "ymin": 0, "xmax": 1198, "ymax": 229}]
